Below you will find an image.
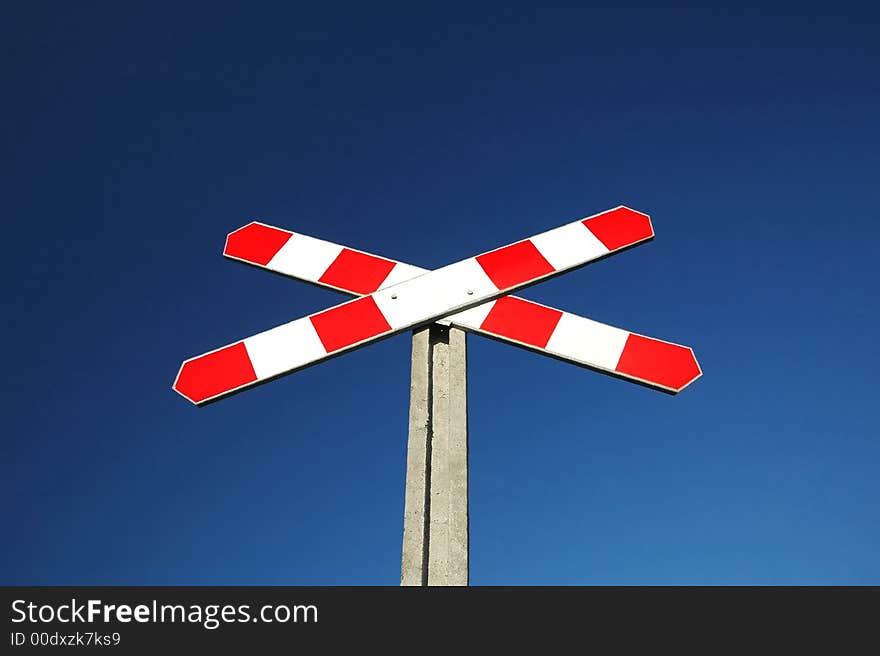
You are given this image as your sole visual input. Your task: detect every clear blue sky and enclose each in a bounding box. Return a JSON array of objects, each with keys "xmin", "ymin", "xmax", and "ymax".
[{"xmin": 2, "ymin": 2, "xmax": 878, "ymax": 585}]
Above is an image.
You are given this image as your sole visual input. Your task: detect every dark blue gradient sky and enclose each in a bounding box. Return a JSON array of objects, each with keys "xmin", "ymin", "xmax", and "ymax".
[{"xmin": 2, "ymin": 2, "xmax": 879, "ymax": 584}]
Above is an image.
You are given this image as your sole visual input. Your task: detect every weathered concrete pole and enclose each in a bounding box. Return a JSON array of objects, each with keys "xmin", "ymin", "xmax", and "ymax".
[{"xmin": 400, "ymin": 324, "xmax": 468, "ymax": 586}]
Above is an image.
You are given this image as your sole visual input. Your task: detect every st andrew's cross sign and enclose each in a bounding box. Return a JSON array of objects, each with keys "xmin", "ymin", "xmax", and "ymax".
[{"xmin": 174, "ymin": 207, "xmax": 700, "ymax": 404}]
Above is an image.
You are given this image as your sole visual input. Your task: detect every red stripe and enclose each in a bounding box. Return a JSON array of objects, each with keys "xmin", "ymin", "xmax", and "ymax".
[
  {"xmin": 309, "ymin": 297, "xmax": 392, "ymax": 353},
  {"xmin": 173, "ymin": 342, "xmax": 257, "ymax": 404},
  {"xmin": 583, "ymin": 207, "xmax": 653, "ymax": 252},
  {"xmin": 318, "ymin": 248, "xmax": 397, "ymax": 294},
  {"xmin": 479, "ymin": 297, "xmax": 563, "ymax": 348},
  {"xmin": 615, "ymin": 334, "xmax": 701, "ymax": 391},
  {"xmin": 224, "ymin": 223, "xmax": 293, "ymax": 266},
  {"xmin": 475, "ymin": 240, "xmax": 555, "ymax": 290}
]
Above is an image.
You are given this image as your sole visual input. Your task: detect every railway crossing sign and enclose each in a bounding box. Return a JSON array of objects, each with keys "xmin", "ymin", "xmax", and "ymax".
[
  {"xmin": 174, "ymin": 206, "xmax": 700, "ymax": 404},
  {"xmin": 172, "ymin": 205, "xmax": 702, "ymax": 584}
]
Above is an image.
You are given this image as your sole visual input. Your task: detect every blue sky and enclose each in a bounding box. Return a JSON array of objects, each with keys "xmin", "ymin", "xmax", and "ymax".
[{"xmin": 2, "ymin": 2, "xmax": 878, "ymax": 584}]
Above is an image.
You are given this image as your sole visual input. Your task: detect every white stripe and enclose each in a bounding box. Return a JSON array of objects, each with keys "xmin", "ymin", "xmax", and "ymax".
[
  {"xmin": 447, "ymin": 299, "xmax": 495, "ymax": 329},
  {"xmin": 377, "ymin": 262, "xmax": 428, "ymax": 289},
  {"xmin": 267, "ymin": 233, "xmax": 343, "ymax": 282},
  {"xmin": 244, "ymin": 317, "xmax": 327, "ymax": 379},
  {"xmin": 530, "ymin": 222, "xmax": 608, "ymax": 271},
  {"xmin": 373, "ymin": 259, "xmax": 497, "ymax": 330},
  {"xmin": 544, "ymin": 313, "xmax": 629, "ymax": 371}
]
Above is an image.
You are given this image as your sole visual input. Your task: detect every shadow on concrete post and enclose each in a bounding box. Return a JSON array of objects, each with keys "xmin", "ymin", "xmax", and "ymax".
[{"xmin": 400, "ymin": 324, "xmax": 468, "ymax": 586}]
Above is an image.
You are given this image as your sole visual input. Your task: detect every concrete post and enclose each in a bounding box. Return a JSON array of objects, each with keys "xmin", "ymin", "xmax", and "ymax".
[{"xmin": 400, "ymin": 324, "xmax": 469, "ymax": 586}]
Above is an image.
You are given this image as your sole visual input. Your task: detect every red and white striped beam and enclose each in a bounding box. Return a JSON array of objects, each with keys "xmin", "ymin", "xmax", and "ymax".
[
  {"xmin": 175, "ymin": 207, "xmax": 697, "ymax": 405},
  {"xmin": 216, "ymin": 206, "xmax": 701, "ymax": 396}
]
